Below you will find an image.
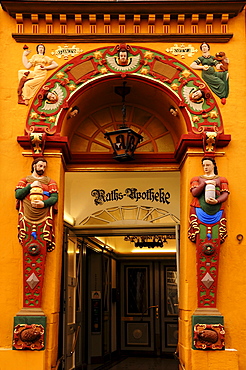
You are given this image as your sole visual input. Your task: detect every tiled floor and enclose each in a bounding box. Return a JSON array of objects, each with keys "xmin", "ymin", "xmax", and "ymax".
[{"xmin": 89, "ymin": 356, "xmax": 179, "ymax": 370}]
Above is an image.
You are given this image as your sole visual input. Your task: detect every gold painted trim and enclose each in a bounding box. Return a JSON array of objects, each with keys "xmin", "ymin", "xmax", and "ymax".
[
  {"xmin": 22, "ymin": 151, "xmax": 63, "ymax": 157},
  {"xmin": 65, "ymin": 164, "xmax": 180, "ymax": 172}
]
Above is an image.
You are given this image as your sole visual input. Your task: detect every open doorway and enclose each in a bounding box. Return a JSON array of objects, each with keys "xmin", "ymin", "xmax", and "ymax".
[{"xmin": 60, "ymin": 227, "xmax": 179, "ymax": 370}]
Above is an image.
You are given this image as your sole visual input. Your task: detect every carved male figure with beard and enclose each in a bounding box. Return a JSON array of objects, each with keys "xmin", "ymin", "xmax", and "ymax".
[{"xmin": 15, "ymin": 157, "xmax": 58, "ymax": 251}]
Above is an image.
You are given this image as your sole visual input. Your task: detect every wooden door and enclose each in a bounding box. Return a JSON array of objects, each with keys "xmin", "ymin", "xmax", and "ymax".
[{"xmin": 120, "ymin": 260, "xmax": 178, "ymax": 355}]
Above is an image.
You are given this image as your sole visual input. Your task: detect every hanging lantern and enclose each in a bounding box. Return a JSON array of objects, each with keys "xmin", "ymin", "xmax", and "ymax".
[
  {"xmin": 105, "ymin": 127, "xmax": 143, "ymax": 161},
  {"xmin": 105, "ymin": 81, "xmax": 143, "ymax": 161}
]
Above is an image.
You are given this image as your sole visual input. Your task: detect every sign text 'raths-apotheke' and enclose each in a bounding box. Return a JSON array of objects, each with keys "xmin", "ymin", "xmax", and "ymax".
[{"xmin": 91, "ymin": 187, "xmax": 171, "ymax": 206}]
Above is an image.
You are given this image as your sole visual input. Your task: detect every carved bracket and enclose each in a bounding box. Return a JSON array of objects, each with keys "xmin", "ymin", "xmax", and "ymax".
[
  {"xmin": 29, "ymin": 129, "xmax": 47, "ymax": 156},
  {"xmin": 203, "ymin": 131, "xmax": 218, "ymax": 153}
]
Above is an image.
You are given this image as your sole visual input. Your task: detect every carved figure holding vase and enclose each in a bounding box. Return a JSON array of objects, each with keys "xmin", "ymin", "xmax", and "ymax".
[
  {"xmin": 188, "ymin": 157, "xmax": 229, "ymax": 309},
  {"xmin": 189, "ymin": 157, "xmax": 229, "ymax": 243},
  {"xmin": 190, "ymin": 42, "xmax": 229, "ymax": 105}
]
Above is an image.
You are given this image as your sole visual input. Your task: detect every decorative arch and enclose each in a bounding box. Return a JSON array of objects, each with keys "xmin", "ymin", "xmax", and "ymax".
[
  {"xmin": 18, "ymin": 44, "xmax": 230, "ymax": 161},
  {"xmin": 79, "ymin": 205, "xmax": 180, "ymax": 227}
]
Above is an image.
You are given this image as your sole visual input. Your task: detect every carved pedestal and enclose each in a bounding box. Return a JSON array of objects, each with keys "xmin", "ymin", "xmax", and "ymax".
[
  {"xmin": 196, "ymin": 237, "xmax": 220, "ymax": 308},
  {"xmin": 20, "ymin": 220, "xmax": 49, "ymax": 309},
  {"xmin": 192, "ymin": 219, "xmax": 226, "ymax": 350},
  {"xmin": 23, "ymin": 239, "xmax": 47, "ymax": 309}
]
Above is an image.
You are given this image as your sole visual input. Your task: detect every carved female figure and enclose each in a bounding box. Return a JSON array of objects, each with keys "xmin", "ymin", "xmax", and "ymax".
[
  {"xmin": 188, "ymin": 157, "xmax": 229, "ymax": 243},
  {"xmin": 18, "ymin": 44, "xmax": 58, "ymax": 105},
  {"xmin": 190, "ymin": 42, "xmax": 229, "ymax": 105},
  {"xmin": 188, "ymin": 157, "xmax": 229, "ymax": 308}
]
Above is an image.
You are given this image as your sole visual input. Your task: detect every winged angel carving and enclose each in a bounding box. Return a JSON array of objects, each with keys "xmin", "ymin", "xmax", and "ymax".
[
  {"xmin": 42, "ymin": 83, "xmax": 64, "ymax": 111},
  {"xmin": 106, "ymin": 54, "xmax": 140, "ymax": 72}
]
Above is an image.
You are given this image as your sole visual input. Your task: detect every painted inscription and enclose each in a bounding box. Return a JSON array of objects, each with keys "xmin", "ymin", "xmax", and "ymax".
[
  {"xmin": 91, "ymin": 188, "xmax": 171, "ymax": 206},
  {"xmin": 166, "ymin": 43, "xmax": 198, "ymax": 58},
  {"xmin": 51, "ymin": 45, "xmax": 83, "ymax": 60}
]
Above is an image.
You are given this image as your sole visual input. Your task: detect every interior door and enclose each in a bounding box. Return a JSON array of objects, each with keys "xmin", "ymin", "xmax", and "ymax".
[{"xmin": 120, "ymin": 260, "xmax": 178, "ymax": 355}]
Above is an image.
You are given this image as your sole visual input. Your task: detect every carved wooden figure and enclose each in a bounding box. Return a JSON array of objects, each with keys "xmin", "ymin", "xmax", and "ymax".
[
  {"xmin": 17, "ymin": 44, "xmax": 58, "ymax": 106},
  {"xmin": 15, "ymin": 158, "xmax": 58, "ymax": 309},
  {"xmin": 190, "ymin": 42, "xmax": 229, "ymax": 105},
  {"xmin": 188, "ymin": 157, "xmax": 229, "ymax": 308}
]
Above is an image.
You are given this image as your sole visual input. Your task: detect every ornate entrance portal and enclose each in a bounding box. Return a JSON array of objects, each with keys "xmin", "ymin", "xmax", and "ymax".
[{"xmin": 14, "ymin": 42, "xmax": 232, "ymax": 370}]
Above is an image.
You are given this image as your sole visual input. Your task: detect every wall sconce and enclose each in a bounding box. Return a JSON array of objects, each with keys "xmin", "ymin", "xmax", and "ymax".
[{"xmin": 104, "ymin": 81, "xmax": 143, "ymax": 161}]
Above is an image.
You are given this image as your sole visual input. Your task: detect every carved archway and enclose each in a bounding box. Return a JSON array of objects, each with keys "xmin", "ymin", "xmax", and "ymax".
[{"xmin": 18, "ymin": 44, "xmax": 230, "ymax": 163}]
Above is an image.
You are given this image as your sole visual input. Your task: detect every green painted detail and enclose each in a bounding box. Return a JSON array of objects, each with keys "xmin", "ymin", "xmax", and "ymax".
[
  {"xmin": 211, "ymin": 257, "xmax": 217, "ymax": 263},
  {"xmin": 210, "ymin": 292, "xmax": 215, "ymax": 297},
  {"xmin": 212, "ymin": 224, "xmax": 219, "ymax": 239},
  {"xmin": 34, "ymin": 293, "xmax": 40, "ymax": 296},
  {"xmin": 25, "ymin": 293, "xmax": 31, "ymax": 296},
  {"xmin": 200, "ymin": 267, "xmax": 206, "ymax": 272},
  {"xmin": 200, "ymin": 291, "xmax": 206, "ymax": 297},
  {"xmin": 200, "ymin": 257, "xmax": 206, "ymax": 262},
  {"xmin": 210, "ymin": 267, "xmax": 216, "ymax": 272},
  {"xmin": 26, "ymin": 267, "xmax": 31, "ymax": 272},
  {"xmin": 199, "ymin": 224, "xmax": 207, "ymax": 240},
  {"xmin": 25, "ymin": 300, "xmax": 29, "ymax": 304}
]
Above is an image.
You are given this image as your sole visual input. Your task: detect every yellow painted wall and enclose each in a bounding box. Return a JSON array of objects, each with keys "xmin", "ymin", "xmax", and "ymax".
[
  {"xmin": 0, "ymin": 10, "xmax": 65, "ymax": 368},
  {"xmin": 0, "ymin": 2, "xmax": 246, "ymax": 369},
  {"xmin": 178, "ymin": 10, "xmax": 246, "ymax": 369}
]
